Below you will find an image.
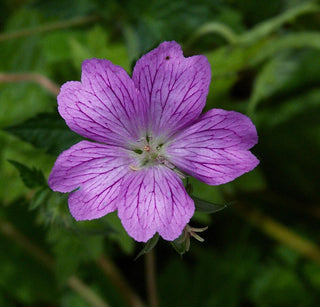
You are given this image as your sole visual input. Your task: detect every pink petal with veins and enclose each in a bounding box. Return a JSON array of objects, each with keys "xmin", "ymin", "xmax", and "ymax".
[
  {"xmin": 49, "ymin": 140, "xmax": 134, "ymax": 220},
  {"xmin": 167, "ymin": 109, "xmax": 259, "ymax": 185},
  {"xmin": 118, "ymin": 166, "xmax": 194, "ymax": 242}
]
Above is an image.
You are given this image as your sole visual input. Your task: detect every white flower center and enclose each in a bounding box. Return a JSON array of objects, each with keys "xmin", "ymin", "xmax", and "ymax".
[{"xmin": 131, "ymin": 135, "xmax": 166, "ymax": 168}]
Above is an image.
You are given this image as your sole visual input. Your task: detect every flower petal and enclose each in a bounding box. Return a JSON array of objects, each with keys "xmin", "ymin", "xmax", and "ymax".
[
  {"xmin": 118, "ymin": 166, "xmax": 194, "ymax": 242},
  {"xmin": 48, "ymin": 140, "xmax": 134, "ymax": 220},
  {"xmin": 132, "ymin": 41, "xmax": 211, "ymax": 139},
  {"xmin": 58, "ymin": 59, "xmax": 146, "ymax": 147},
  {"xmin": 167, "ymin": 109, "xmax": 259, "ymax": 185}
]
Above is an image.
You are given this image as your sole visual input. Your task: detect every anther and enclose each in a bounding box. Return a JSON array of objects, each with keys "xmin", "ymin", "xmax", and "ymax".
[{"xmin": 129, "ymin": 165, "xmax": 141, "ymax": 171}]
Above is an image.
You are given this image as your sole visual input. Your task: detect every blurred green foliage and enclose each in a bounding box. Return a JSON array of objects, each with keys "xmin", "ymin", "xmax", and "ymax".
[{"xmin": 1, "ymin": 0, "xmax": 320, "ymax": 306}]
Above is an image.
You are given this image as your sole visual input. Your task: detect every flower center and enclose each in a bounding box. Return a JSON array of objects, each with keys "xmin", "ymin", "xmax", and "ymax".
[{"xmin": 131, "ymin": 135, "xmax": 166, "ymax": 168}]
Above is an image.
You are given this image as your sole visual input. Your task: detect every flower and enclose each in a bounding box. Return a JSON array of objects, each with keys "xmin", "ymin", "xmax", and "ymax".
[{"xmin": 49, "ymin": 41, "xmax": 259, "ymax": 242}]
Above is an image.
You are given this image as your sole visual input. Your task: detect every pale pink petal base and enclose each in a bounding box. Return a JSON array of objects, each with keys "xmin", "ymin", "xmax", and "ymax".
[
  {"xmin": 48, "ymin": 141, "xmax": 134, "ymax": 220},
  {"xmin": 118, "ymin": 166, "xmax": 195, "ymax": 242},
  {"xmin": 167, "ymin": 109, "xmax": 259, "ymax": 185}
]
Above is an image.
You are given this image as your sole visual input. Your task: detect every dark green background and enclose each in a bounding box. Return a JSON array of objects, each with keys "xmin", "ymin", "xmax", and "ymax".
[{"xmin": 1, "ymin": 0, "xmax": 320, "ymax": 306}]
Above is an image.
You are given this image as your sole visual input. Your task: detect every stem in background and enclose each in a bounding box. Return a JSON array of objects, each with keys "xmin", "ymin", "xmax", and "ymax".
[
  {"xmin": 0, "ymin": 15, "xmax": 99, "ymax": 42},
  {"xmin": 236, "ymin": 204, "xmax": 320, "ymax": 264},
  {"xmin": 185, "ymin": 22, "xmax": 238, "ymax": 48},
  {"xmin": 0, "ymin": 218, "xmax": 54, "ymax": 268},
  {"xmin": 0, "ymin": 73, "xmax": 60, "ymax": 96},
  {"xmin": 97, "ymin": 255, "xmax": 145, "ymax": 307},
  {"xmin": 0, "ymin": 218, "xmax": 110, "ymax": 307},
  {"xmin": 68, "ymin": 277, "xmax": 110, "ymax": 307},
  {"xmin": 145, "ymin": 249, "xmax": 159, "ymax": 307}
]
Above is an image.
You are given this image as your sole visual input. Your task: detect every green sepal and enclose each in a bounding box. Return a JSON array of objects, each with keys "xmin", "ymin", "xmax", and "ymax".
[
  {"xmin": 135, "ymin": 233, "xmax": 160, "ymax": 260},
  {"xmin": 171, "ymin": 233, "xmax": 188, "ymax": 256},
  {"xmin": 192, "ymin": 196, "xmax": 229, "ymax": 214}
]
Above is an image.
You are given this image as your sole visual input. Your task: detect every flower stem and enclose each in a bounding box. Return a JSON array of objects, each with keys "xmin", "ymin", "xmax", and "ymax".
[
  {"xmin": 236, "ymin": 204, "xmax": 320, "ymax": 264},
  {"xmin": 0, "ymin": 217, "xmax": 110, "ymax": 307},
  {"xmin": 97, "ymin": 255, "xmax": 145, "ymax": 307},
  {"xmin": 145, "ymin": 249, "xmax": 159, "ymax": 307},
  {"xmin": 0, "ymin": 15, "xmax": 99, "ymax": 42},
  {"xmin": 0, "ymin": 73, "xmax": 60, "ymax": 96}
]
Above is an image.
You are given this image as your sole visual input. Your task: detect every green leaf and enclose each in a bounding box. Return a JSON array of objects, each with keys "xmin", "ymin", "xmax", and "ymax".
[
  {"xmin": 29, "ymin": 188, "xmax": 50, "ymax": 210},
  {"xmin": 40, "ymin": 31, "xmax": 75, "ymax": 63},
  {"xmin": 5, "ymin": 112, "xmax": 82, "ymax": 155},
  {"xmin": 240, "ymin": 2, "xmax": 320, "ymax": 44},
  {"xmin": 192, "ymin": 196, "xmax": 229, "ymax": 214},
  {"xmin": 205, "ymin": 41, "xmax": 265, "ymax": 104},
  {"xmin": 250, "ymin": 32, "xmax": 320, "ymax": 65},
  {"xmin": 186, "ymin": 3, "xmax": 319, "ymax": 48},
  {"xmin": 48, "ymin": 226, "xmax": 104, "ymax": 283},
  {"xmin": 69, "ymin": 25, "xmax": 130, "ymax": 72},
  {"xmin": 135, "ymin": 233, "xmax": 160, "ymax": 260},
  {"xmin": 105, "ymin": 212, "xmax": 135, "ymax": 255},
  {"xmin": 0, "ymin": 200, "xmax": 59, "ymax": 305},
  {"xmin": 249, "ymin": 263, "xmax": 311, "ymax": 306},
  {"xmin": 8, "ymin": 160, "xmax": 46, "ymax": 189},
  {"xmin": 248, "ymin": 49, "xmax": 320, "ymax": 114},
  {"xmin": 253, "ymin": 90, "xmax": 320, "ymax": 202},
  {"xmin": 187, "ymin": 22, "xmax": 239, "ymax": 46},
  {"xmin": 254, "ymin": 88, "xmax": 320, "ymax": 129},
  {"xmin": 249, "ymin": 53, "xmax": 297, "ymax": 114}
]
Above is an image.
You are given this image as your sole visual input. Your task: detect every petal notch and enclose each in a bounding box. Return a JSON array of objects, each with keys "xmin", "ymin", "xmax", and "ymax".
[
  {"xmin": 49, "ymin": 141, "xmax": 134, "ymax": 220},
  {"xmin": 58, "ymin": 59, "xmax": 146, "ymax": 147},
  {"xmin": 167, "ymin": 109, "xmax": 259, "ymax": 185},
  {"xmin": 118, "ymin": 166, "xmax": 195, "ymax": 242},
  {"xmin": 132, "ymin": 41, "xmax": 211, "ymax": 139}
]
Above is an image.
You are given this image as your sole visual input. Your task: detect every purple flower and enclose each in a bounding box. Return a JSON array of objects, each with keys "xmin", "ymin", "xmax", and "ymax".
[{"xmin": 49, "ymin": 41, "xmax": 259, "ymax": 242}]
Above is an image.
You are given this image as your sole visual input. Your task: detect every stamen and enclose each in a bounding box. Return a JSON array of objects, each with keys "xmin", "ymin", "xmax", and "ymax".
[
  {"xmin": 129, "ymin": 165, "xmax": 141, "ymax": 171},
  {"xmin": 185, "ymin": 225, "xmax": 208, "ymax": 242}
]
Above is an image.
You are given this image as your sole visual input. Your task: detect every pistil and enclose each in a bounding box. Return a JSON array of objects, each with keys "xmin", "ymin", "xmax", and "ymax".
[{"xmin": 131, "ymin": 135, "xmax": 166, "ymax": 168}]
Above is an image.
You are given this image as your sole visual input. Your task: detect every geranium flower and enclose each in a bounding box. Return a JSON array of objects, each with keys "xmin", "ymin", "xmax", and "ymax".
[{"xmin": 49, "ymin": 41, "xmax": 259, "ymax": 242}]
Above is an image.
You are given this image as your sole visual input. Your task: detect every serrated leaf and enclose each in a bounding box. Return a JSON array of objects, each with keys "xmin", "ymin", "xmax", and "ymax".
[
  {"xmin": 135, "ymin": 233, "xmax": 160, "ymax": 260},
  {"xmin": 5, "ymin": 112, "xmax": 82, "ymax": 155},
  {"xmin": 8, "ymin": 160, "xmax": 46, "ymax": 189},
  {"xmin": 192, "ymin": 196, "xmax": 228, "ymax": 214}
]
